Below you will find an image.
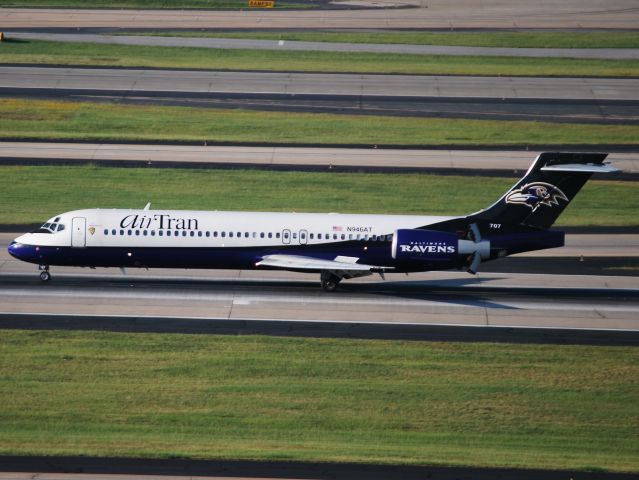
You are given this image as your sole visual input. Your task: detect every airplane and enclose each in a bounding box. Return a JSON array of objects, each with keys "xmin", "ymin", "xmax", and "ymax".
[{"xmin": 8, "ymin": 152, "xmax": 618, "ymax": 292}]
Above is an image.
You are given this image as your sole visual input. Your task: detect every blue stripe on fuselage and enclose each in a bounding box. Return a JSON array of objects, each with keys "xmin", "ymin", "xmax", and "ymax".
[{"xmin": 8, "ymin": 241, "xmax": 463, "ymax": 273}]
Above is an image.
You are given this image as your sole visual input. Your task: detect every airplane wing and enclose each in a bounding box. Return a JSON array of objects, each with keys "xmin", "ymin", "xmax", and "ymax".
[{"xmin": 255, "ymin": 254, "xmax": 392, "ymax": 278}]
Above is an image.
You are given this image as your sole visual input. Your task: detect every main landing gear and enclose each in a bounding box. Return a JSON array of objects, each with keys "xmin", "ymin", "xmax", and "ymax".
[
  {"xmin": 39, "ymin": 265, "xmax": 51, "ymax": 282},
  {"xmin": 320, "ymin": 271, "xmax": 342, "ymax": 292}
]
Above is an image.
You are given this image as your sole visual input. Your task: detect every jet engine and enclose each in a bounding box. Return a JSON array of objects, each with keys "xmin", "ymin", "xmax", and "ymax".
[{"xmin": 391, "ymin": 228, "xmax": 490, "ymax": 273}]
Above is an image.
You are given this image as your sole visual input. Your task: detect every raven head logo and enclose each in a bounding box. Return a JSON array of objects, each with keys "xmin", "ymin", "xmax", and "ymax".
[{"xmin": 505, "ymin": 182, "xmax": 569, "ymax": 209}]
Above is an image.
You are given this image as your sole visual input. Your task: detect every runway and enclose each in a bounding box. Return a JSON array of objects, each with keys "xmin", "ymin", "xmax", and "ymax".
[
  {"xmin": 10, "ymin": 32, "xmax": 639, "ymax": 60},
  {"xmin": 1, "ymin": 270, "xmax": 637, "ymax": 326},
  {"xmin": 1, "ymin": 232, "xmax": 637, "ymax": 336},
  {"xmin": 3, "ymin": 1, "xmax": 639, "ymax": 29},
  {"xmin": 2, "ymin": 142, "xmax": 637, "ymax": 175},
  {"xmin": 3, "ymin": 66, "xmax": 638, "ymax": 123},
  {"xmin": 3, "ymin": 66, "xmax": 636, "ymax": 100}
]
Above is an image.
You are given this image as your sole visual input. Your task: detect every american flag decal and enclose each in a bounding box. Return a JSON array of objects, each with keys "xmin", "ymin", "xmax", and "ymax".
[{"xmin": 332, "ymin": 226, "xmax": 343, "ymax": 232}]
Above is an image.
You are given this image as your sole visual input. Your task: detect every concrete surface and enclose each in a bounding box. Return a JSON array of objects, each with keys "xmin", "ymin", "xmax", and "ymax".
[
  {"xmin": 1, "ymin": 143, "xmax": 636, "ymax": 173},
  {"xmin": 2, "ymin": 233, "xmax": 637, "ymax": 332},
  {"xmin": 2, "ymin": 1, "xmax": 639, "ymax": 29},
  {"xmin": 9, "ymin": 32, "xmax": 639, "ymax": 60},
  {"xmin": 3, "ymin": 66, "xmax": 637, "ymax": 101}
]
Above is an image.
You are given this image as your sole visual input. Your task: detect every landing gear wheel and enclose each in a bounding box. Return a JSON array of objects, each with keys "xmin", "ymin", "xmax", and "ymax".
[
  {"xmin": 39, "ymin": 271, "xmax": 51, "ymax": 282},
  {"xmin": 320, "ymin": 272, "xmax": 341, "ymax": 292}
]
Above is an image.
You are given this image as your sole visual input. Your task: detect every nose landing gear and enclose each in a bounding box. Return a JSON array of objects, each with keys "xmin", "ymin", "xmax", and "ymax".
[{"xmin": 39, "ymin": 265, "xmax": 51, "ymax": 282}]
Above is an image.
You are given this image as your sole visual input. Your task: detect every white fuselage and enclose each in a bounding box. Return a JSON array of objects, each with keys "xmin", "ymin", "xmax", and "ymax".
[{"xmin": 15, "ymin": 209, "xmax": 454, "ymax": 250}]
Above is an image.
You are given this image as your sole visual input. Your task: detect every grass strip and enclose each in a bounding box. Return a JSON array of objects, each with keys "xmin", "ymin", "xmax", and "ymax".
[
  {"xmin": 2, "ymin": 39, "xmax": 639, "ymax": 77},
  {"xmin": 0, "ymin": 0, "xmax": 311, "ymax": 8},
  {"xmin": 1, "ymin": 165, "xmax": 636, "ymax": 227},
  {"xmin": 141, "ymin": 30, "xmax": 639, "ymax": 49},
  {"xmin": 2, "ymin": 99, "xmax": 639, "ymax": 146},
  {"xmin": 0, "ymin": 330, "xmax": 637, "ymax": 471}
]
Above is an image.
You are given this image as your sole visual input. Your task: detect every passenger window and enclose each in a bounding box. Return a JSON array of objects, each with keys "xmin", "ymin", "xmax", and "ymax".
[
  {"xmin": 104, "ymin": 229, "xmax": 108, "ymax": 235},
  {"xmin": 159, "ymin": 231, "xmax": 163, "ymax": 236},
  {"xmin": 284, "ymin": 232, "xmax": 289, "ymax": 239},
  {"xmin": 341, "ymin": 234, "xmax": 345, "ymax": 240},
  {"xmin": 143, "ymin": 230, "xmax": 148, "ymax": 236},
  {"xmin": 221, "ymin": 232, "xmax": 226, "ymax": 238},
  {"xmin": 309, "ymin": 233, "xmax": 314, "ymax": 240},
  {"xmin": 333, "ymin": 234, "xmax": 338, "ymax": 240},
  {"xmin": 260, "ymin": 232, "xmax": 265, "ymax": 238},
  {"xmin": 349, "ymin": 234, "xmax": 353, "ymax": 240},
  {"xmin": 276, "ymin": 232, "xmax": 280, "ymax": 239},
  {"xmin": 135, "ymin": 230, "xmax": 140, "ymax": 236},
  {"xmin": 245, "ymin": 232, "xmax": 249, "ymax": 238},
  {"xmin": 151, "ymin": 231, "xmax": 155, "ymax": 236},
  {"xmin": 120, "ymin": 229, "xmax": 124, "ymax": 235},
  {"xmin": 293, "ymin": 233, "xmax": 297, "ymax": 239},
  {"xmin": 182, "ymin": 231, "xmax": 187, "ymax": 237},
  {"xmin": 229, "ymin": 232, "xmax": 233, "ymax": 238},
  {"xmin": 190, "ymin": 231, "xmax": 195, "ymax": 237},
  {"xmin": 268, "ymin": 232, "xmax": 273, "ymax": 238},
  {"xmin": 128, "ymin": 230, "xmax": 132, "ymax": 236},
  {"xmin": 213, "ymin": 232, "xmax": 218, "ymax": 237},
  {"xmin": 111, "ymin": 229, "xmax": 116, "ymax": 235}
]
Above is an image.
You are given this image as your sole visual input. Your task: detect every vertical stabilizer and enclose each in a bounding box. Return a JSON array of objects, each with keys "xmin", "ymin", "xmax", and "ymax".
[{"xmin": 469, "ymin": 152, "xmax": 616, "ymax": 231}]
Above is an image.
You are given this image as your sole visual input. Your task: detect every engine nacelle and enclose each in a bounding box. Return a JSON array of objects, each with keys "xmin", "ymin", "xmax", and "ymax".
[
  {"xmin": 392, "ymin": 229, "xmax": 459, "ymax": 261},
  {"xmin": 392, "ymin": 229, "xmax": 491, "ymax": 263}
]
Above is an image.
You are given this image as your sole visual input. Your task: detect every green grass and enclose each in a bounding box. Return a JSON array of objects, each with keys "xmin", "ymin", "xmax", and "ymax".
[
  {"xmin": 0, "ymin": 0, "xmax": 311, "ymax": 8},
  {"xmin": 0, "ymin": 330, "xmax": 637, "ymax": 471},
  {"xmin": 3, "ymin": 39, "xmax": 639, "ymax": 77},
  {"xmin": 1, "ymin": 165, "xmax": 636, "ymax": 227},
  {"xmin": 143, "ymin": 30, "xmax": 639, "ymax": 48},
  {"xmin": 3, "ymin": 98, "xmax": 639, "ymax": 146}
]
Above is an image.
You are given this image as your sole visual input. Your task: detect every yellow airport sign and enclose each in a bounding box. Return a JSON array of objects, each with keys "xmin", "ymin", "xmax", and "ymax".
[{"xmin": 249, "ymin": 0, "xmax": 275, "ymax": 7}]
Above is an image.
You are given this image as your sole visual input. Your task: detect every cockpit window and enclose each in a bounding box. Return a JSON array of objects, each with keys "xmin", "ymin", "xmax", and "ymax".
[{"xmin": 32, "ymin": 220, "xmax": 66, "ymax": 234}]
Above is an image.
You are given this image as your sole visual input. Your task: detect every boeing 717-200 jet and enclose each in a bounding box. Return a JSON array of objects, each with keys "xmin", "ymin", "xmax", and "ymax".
[{"xmin": 8, "ymin": 152, "xmax": 618, "ymax": 291}]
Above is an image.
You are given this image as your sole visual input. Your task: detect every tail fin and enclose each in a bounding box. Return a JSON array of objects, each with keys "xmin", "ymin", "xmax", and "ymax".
[{"xmin": 469, "ymin": 152, "xmax": 617, "ymax": 231}]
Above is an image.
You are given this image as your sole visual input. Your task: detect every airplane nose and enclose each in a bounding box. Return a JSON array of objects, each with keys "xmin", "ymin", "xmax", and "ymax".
[{"xmin": 7, "ymin": 240, "xmax": 23, "ymax": 260}]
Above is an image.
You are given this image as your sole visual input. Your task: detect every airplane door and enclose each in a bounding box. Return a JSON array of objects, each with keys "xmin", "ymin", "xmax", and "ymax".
[
  {"xmin": 299, "ymin": 229, "xmax": 308, "ymax": 245},
  {"xmin": 71, "ymin": 217, "xmax": 86, "ymax": 247},
  {"xmin": 282, "ymin": 229, "xmax": 291, "ymax": 244}
]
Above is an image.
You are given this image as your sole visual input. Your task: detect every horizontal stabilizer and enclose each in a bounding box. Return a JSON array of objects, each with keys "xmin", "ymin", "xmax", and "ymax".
[{"xmin": 541, "ymin": 163, "xmax": 620, "ymax": 173}]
